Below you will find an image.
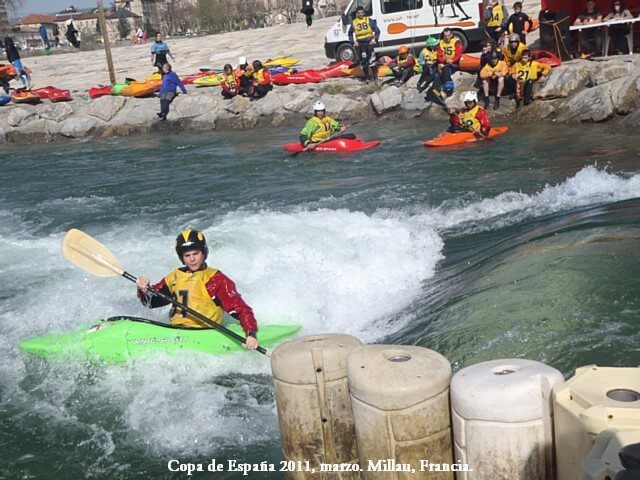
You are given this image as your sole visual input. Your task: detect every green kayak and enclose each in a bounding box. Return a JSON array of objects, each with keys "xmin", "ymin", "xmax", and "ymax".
[{"xmin": 19, "ymin": 316, "xmax": 300, "ymax": 363}]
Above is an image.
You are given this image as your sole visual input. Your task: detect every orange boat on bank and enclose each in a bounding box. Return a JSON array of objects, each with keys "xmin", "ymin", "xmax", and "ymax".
[{"xmin": 11, "ymin": 89, "xmax": 41, "ymax": 104}]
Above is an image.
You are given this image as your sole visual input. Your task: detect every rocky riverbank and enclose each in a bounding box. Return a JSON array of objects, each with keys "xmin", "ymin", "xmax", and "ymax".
[{"xmin": 2, "ymin": 17, "xmax": 640, "ymax": 144}]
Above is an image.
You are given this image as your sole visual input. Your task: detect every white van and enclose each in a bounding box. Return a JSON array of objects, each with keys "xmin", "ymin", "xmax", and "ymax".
[{"xmin": 324, "ymin": 0, "xmax": 487, "ymax": 61}]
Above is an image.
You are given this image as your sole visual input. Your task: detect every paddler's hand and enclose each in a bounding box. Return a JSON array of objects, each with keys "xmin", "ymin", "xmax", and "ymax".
[
  {"xmin": 244, "ymin": 335, "xmax": 259, "ymax": 350},
  {"xmin": 136, "ymin": 276, "xmax": 150, "ymax": 292}
]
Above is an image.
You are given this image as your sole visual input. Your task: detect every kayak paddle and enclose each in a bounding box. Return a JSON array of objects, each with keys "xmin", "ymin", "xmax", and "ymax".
[
  {"xmin": 387, "ymin": 20, "xmax": 475, "ymax": 35},
  {"xmin": 61, "ymin": 229, "xmax": 270, "ymax": 356},
  {"xmin": 285, "ymin": 119, "xmax": 364, "ymax": 160}
]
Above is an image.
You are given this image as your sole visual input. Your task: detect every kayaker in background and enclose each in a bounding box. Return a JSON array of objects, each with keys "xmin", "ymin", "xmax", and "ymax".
[
  {"xmin": 348, "ymin": 5, "xmax": 380, "ymax": 83},
  {"xmin": 390, "ymin": 45, "xmax": 415, "ymax": 87},
  {"xmin": 502, "ymin": 33, "xmax": 527, "ymax": 67},
  {"xmin": 3, "ymin": 37, "xmax": 31, "ymax": 90},
  {"xmin": 447, "ymin": 91, "xmax": 491, "ymax": 137},
  {"xmin": 479, "ymin": 50, "xmax": 508, "ymax": 110},
  {"xmin": 484, "ymin": 0, "xmax": 509, "ymax": 42},
  {"xmin": 135, "ymin": 229, "xmax": 259, "ymax": 350},
  {"xmin": 416, "ymin": 37, "xmax": 439, "ymax": 94},
  {"xmin": 248, "ymin": 60, "xmax": 272, "ymax": 100},
  {"xmin": 157, "ymin": 63, "xmax": 187, "ymax": 121},
  {"xmin": 506, "ymin": 2, "xmax": 532, "ymax": 45},
  {"xmin": 299, "ymin": 100, "xmax": 350, "ymax": 150},
  {"xmin": 220, "ymin": 63, "xmax": 239, "ymax": 99},
  {"xmin": 151, "ymin": 33, "xmax": 174, "ymax": 73},
  {"xmin": 437, "ymin": 28, "xmax": 463, "ymax": 96},
  {"xmin": 511, "ymin": 49, "xmax": 550, "ymax": 107},
  {"xmin": 301, "ymin": 0, "xmax": 314, "ymax": 27}
]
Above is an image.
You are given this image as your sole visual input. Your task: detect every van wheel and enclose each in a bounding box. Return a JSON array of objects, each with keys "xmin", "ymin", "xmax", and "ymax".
[
  {"xmin": 452, "ymin": 31, "xmax": 468, "ymax": 51},
  {"xmin": 336, "ymin": 43, "xmax": 356, "ymax": 62}
]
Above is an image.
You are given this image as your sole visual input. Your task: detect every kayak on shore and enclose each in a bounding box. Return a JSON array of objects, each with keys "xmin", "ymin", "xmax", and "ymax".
[
  {"xmin": 88, "ymin": 85, "xmax": 113, "ymax": 99},
  {"xmin": 11, "ymin": 89, "xmax": 40, "ymax": 104},
  {"xmin": 33, "ymin": 86, "xmax": 72, "ymax": 102},
  {"xmin": 19, "ymin": 316, "xmax": 301, "ymax": 363},
  {"xmin": 283, "ymin": 136, "xmax": 381, "ymax": 153},
  {"xmin": 423, "ymin": 125, "xmax": 509, "ymax": 147}
]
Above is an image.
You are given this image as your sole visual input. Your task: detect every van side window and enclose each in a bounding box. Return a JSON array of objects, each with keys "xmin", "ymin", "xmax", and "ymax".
[
  {"xmin": 428, "ymin": 0, "xmax": 469, "ymax": 5},
  {"xmin": 347, "ymin": 0, "xmax": 373, "ymax": 19},
  {"xmin": 381, "ymin": 0, "xmax": 423, "ymax": 14}
]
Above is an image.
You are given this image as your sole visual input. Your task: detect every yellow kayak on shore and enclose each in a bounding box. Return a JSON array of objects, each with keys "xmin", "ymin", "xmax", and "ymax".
[
  {"xmin": 193, "ymin": 73, "xmax": 224, "ymax": 87},
  {"xmin": 264, "ymin": 56, "xmax": 301, "ymax": 68},
  {"xmin": 342, "ymin": 64, "xmax": 393, "ymax": 78}
]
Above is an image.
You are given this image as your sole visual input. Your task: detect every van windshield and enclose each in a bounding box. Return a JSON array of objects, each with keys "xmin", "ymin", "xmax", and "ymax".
[
  {"xmin": 381, "ymin": 0, "xmax": 423, "ymax": 14},
  {"xmin": 346, "ymin": 0, "xmax": 373, "ymax": 19}
]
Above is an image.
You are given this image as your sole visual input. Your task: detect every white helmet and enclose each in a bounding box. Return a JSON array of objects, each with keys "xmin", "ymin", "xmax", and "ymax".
[
  {"xmin": 238, "ymin": 56, "xmax": 247, "ymax": 65},
  {"xmin": 462, "ymin": 91, "xmax": 478, "ymax": 103},
  {"xmin": 313, "ymin": 100, "xmax": 326, "ymax": 111},
  {"xmin": 508, "ymin": 33, "xmax": 520, "ymax": 43}
]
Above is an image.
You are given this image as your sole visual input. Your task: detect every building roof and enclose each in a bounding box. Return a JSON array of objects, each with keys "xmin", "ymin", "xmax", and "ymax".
[{"xmin": 17, "ymin": 13, "xmax": 57, "ymax": 25}]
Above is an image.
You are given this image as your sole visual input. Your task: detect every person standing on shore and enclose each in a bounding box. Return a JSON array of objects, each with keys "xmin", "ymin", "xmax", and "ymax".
[
  {"xmin": 3, "ymin": 37, "xmax": 30, "ymax": 90},
  {"xmin": 301, "ymin": 0, "xmax": 314, "ymax": 27},
  {"xmin": 151, "ymin": 33, "xmax": 174, "ymax": 73},
  {"xmin": 39, "ymin": 23, "xmax": 50, "ymax": 52},
  {"xmin": 65, "ymin": 19, "xmax": 80, "ymax": 48},
  {"xmin": 484, "ymin": 0, "xmax": 509, "ymax": 42},
  {"xmin": 506, "ymin": 2, "xmax": 532, "ymax": 45},
  {"xmin": 348, "ymin": 6, "xmax": 380, "ymax": 83},
  {"xmin": 52, "ymin": 23, "xmax": 60, "ymax": 47},
  {"xmin": 157, "ymin": 63, "xmax": 187, "ymax": 121}
]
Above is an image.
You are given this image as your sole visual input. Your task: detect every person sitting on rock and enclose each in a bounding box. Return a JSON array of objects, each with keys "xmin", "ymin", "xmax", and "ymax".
[
  {"xmin": 417, "ymin": 37, "xmax": 440, "ymax": 94},
  {"xmin": 510, "ymin": 49, "xmax": 550, "ymax": 107},
  {"xmin": 390, "ymin": 45, "xmax": 415, "ymax": 87},
  {"xmin": 479, "ymin": 50, "xmax": 508, "ymax": 110},
  {"xmin": 220, "ymin": 63, "xmax": 239, "ymax": 100},
  {"xmin": 503, "ymin": 33, "xmax": 528, "ymax": 67},
  {"xmin": 574, "ymin": 0, "xmax": 603, "ymax": 57},
  {"xmin": 447, "ymin": 91, "xmax": 491, "ymax": 138},
  {"xmin": 437, "ymin": 28, "xmax": 463, "ymax": 96},
  {"xmin": 348, "ymin": 5, "xmax": 380, "ymax": 83},
  {"xmin": 299, "ymin": 101, "xmax": 351, "ymax": 150},
  {"xmin": 157, "ymin": 63, "xmax": 187, "ymax": 121},
  {"xmin": 248, "ymin": 60, "xmax": 272, "ymax": 100},
  {"xmin": 484, "ymin": 0, "xmax": 509, "ymax": 41},
  {"xmin": 235, "ymin": 56, "xmax": 251, "ymax": 96},
  {"xmin": 506, "ymin": 2, "xmax": 532, "ymax": 45}
]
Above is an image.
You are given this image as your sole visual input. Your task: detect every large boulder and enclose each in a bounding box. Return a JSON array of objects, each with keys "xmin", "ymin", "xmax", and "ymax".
[
  {"xmin": 189, "ymin": 111, "xmax": 217, "ymax": 130},
  {"xmin": 399, "ymin": 88, "xmax": 427, "ymax": 118},
  {"xmin": 557, "ymin": 83, "xmax": 614, "ymax": 123},
  {"xmin": 60, "ymin": 116, "xmax": 99, "ymax": 138},
  {"xmin": 609, "ymin": 73, "xmax": 640, "ymax": 114},
  {"xmin": 282, "ymin": 89, "xmax": 316, "ymax": 113},
  {"xmin": 621, "ymin": 106, "xmax": 640, "ymax": 127},
  {"xmin": 321, "ymin": 95, "xmax": 368, "ymax": 119},
  {"xmin": 370, "ymin": 86, "xmax": 402, "ymax": 114},
  {"xmin": 38, "ymin": 102, "xmax": 74, "ymax": 123},
  {"xmin": 7, "ymin": 107, "xmax": 37, "ymax": 127},
  {"xmin": 589, "ymin": 61, "xmax": 634, "ymax": 86},
  {"xmin": 112, "ymin": 99, "xmax": 158, "ymax": 126},
  {"xmin": 513, "ymin": 100, "xmax": 557, "ymax": 123},
  {"xmin": 225, "ymin": 95, "xmax": 252, "ymax": 115},
  {"xmin": 252, "ymin": 92, "xmax": 285, "ymax": 116},
  {"xmin": 172, "ymin": 93, "xmax": 218, "ymax": 119},
  {"xmin": 536, "ymin": 64, "xmax": 590, "ymax": 99},
  {"xmin": 86, "ymin": 96, "xmax": 126, "ymax": 122}
]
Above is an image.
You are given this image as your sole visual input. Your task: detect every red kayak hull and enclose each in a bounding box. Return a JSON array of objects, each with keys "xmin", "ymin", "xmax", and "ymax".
[
  {"xmin": 283, "ymin": 137, "xmax": 381, "ymax": 153},
  {"xmin": 33, "ymin": 86, "xmax": 72, "ymax": 102},
  {"xmin": 272, "ymin": 71, "xmax": 323, "ymax": 85},
  {"xmin": 316, "ymin": 61, "xmax": 352, "ymax": 79},
  {"xmin": 88, "ymin": 86, "xmax": 112, "ymax": 99},
  {"xmin": 531, "ymin": 50, "xmax": 562, "ymax": 68},
  {"xmin": 423, "ymin": 126, "xmax": 509, "ymax": 147}
]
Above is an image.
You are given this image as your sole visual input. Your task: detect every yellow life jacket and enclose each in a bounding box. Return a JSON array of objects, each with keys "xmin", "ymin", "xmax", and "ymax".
[
  {"xmin": 397, "ymin": 53, "xmax": 414, "ymax": 68},
  {"xmin": 486, "ymin": 3, "xmax": 505, "ymax": 27},
  {"xmin": 223, "ymin": 73, "xmax": 236, "ymax": 88},
  {"xmin": 420, "ymin": 47, "xmax": 438, "ymax": 63},
  {"xmin": 458, "ymin": 104, "xmax": 482, "ymax": 131},
  {"xmin": 353, "ymin": 17, "xmax": 374, "ymax": 41},
  {"xmin": 255, "ymin": 67, "xmax": 270, "ymax": 85},
  {"xmin": 512, "ymin": 59, "xmax": 546, "ymax": 82},
  {"xmin": 163, "ymin": 267, "xmax": 223, "ymax": 328},
  {"xmin": 504, "ymin": 42, "xmax": 527, "ymax": 66},
  {"xmin": 310, "ymin": 115, "xmax": 335, "ymax": 142},
  {"xmin": 439, "ymin": 37, "xmax": 459, "ymax": 60}
]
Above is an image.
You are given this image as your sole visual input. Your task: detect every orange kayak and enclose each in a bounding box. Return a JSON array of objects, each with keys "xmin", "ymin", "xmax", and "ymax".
[
  {"xmin": 119, "ymin": 81, "xmax": 158, "ymax": 97},
  {"xmin": 459, "ymin": 54, "xmax": 481, "ymax": 73},
  {"xmin": 0, "ymin": 63, "xmax": 16, "ymax": 80},
  {"xmin": 423, "ymin": 126, "xmax": 509, "ymax": 147},
  {"xmin": 11, "ymin": 90, "xmax": 41, "ymax": 104}
]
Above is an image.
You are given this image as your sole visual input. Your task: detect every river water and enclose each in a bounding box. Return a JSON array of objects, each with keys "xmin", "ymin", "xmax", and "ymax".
[{"xmin": 1, "ymin": 121, "xmax": 639, "ymax": 479}]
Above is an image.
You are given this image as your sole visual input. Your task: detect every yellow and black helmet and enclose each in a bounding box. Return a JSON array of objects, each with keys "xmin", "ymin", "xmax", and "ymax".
[{"xmin": 175, "ymin": 229, "xmax": 208, "ymax": 260}]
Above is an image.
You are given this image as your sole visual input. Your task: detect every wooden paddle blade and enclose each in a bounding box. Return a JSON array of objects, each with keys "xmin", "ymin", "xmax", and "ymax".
[{"xmin": 62, "ymin": 229, "xmax": 124, "ymax": 277}]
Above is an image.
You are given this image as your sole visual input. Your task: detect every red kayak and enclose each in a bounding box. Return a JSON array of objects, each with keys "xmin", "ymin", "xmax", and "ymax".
[
  {"xmin": 531, "ymin": 50, "xmax": 562, "ymax": 68},
  {"xmin": 33, "ymin": 86, "xmax": 72, "ymax": 102},
  {"xmin": 316, "ymin": 61, "xmax": 352, "ymax": 80},
  {"xmin": 423, "ymin": 126, "xmax": 509, "ymax": 147},
  {"xmin": 88, "ymin": 85, "xmax": 113, "ymax": 99},
  {"xmin": 272, "ymin": 70, "xmax": 323, "ymax": 85},
  {"xmin": 283, "ymin": 137, "xmax": 381, "ymax": 153}
]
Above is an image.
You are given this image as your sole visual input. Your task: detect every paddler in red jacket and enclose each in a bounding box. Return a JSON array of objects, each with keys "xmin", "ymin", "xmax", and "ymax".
[
  {"xmin": 135, "ymin": 229, "xmax": 259, "ymax": 350},
  {"xmin": 447, "ymin": 91, "xmax": 491, "ymax": 137}
]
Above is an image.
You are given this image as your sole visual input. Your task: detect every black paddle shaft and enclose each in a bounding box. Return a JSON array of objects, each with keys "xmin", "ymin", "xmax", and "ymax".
[{"xmin": 121, "ymin": 271, "xmax": 268, "ymax": 355}]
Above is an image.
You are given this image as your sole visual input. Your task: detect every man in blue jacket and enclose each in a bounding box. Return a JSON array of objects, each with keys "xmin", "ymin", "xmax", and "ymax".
[
  {"xmin": 348, "ymin": 6, "xmax": 380, "ymax": 83},
  {"xmin": 158, "ymin": 63, "xmax": 187, "ymax": 121}
]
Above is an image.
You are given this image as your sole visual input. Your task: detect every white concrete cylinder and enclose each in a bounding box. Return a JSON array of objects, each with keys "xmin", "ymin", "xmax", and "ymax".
[
  {"xmin": 554, "ymin": 365, "xmax": 640, "ymax": 480},
  {"xmin": 451, "ymin": 358, "xmax": 564, "ymax": 480},
  {"xmin": 347, "ymin": 345, "xmax": 453, "ymax": 480},
  {"xmin": 271, "ymin": 334, "xmax": 363, "ymax": 479}
]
